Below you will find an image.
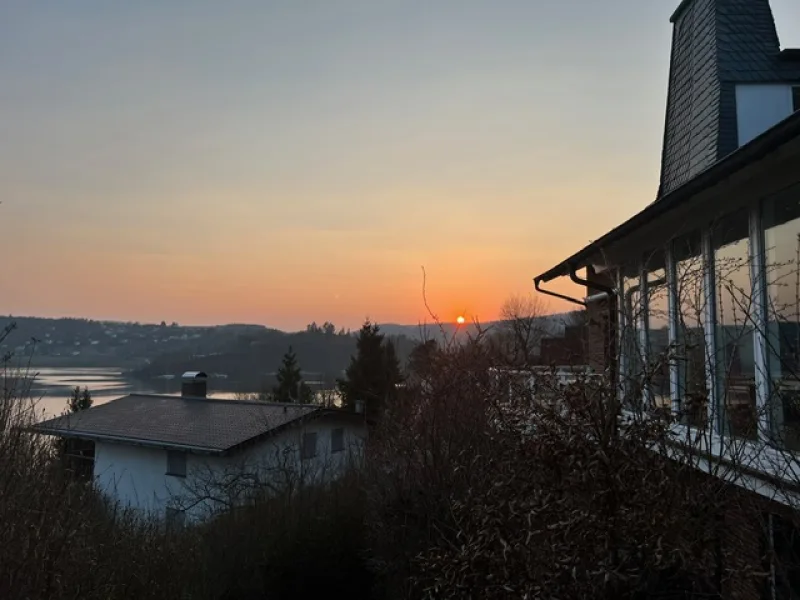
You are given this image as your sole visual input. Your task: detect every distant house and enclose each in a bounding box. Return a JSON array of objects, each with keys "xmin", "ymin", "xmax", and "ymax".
[
  {"xmin": 539, "ymin": 325, "xmax": 588, "ymax": 366},
  {"xmin": 30, "ymin": 372, "xmax": 367, "ymax": 523}
]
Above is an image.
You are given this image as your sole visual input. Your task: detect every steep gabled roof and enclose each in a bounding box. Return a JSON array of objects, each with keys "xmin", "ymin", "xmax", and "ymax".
[
  {"xmin": 658, "ymin": 0, "xmax": 800, "ymax": 198},
  {"xmin": 29, "ymin": 394, "xmax": 329, "ymax": 455}
]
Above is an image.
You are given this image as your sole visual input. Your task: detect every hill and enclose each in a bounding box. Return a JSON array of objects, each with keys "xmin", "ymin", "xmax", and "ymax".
[
  {"xmin": 378, "ymin": 313, "xmax": 581, "ymax": 342},
  {"xmin": 1, "ymin": 313, "xmax": 580, "ymax": 391},
  {"xmin": 130, "ymin": 327, "xmax": 417, "ymax": 391}
]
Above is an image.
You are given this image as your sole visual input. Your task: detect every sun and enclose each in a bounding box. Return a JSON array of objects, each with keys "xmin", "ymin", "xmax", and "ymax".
[{"xmin": 456, "ymin": 316, "xmax": 466, "ymax": 325}]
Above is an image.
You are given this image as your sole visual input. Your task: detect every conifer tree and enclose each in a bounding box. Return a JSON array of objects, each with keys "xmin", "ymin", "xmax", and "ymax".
[
  {"xmin": 338, "ymin": 320, "xmax": 403, "ymax": 417},
  {"xmin": 274, "ymin": 346, "xmax": 304, "ymax": 402}
]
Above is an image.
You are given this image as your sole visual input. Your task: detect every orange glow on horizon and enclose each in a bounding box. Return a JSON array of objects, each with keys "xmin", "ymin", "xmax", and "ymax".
[{"xmin": 456, "ymin": 315, "xmax": 466, "ymax": 325}]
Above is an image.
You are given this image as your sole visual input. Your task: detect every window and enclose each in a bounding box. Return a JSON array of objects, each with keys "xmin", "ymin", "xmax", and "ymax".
[
  {"xmin": 301, "ymin": 432, "xmax": 317, "ymax": 460},
  {"xmin": 793, "ymin": 87, "xmax": 800, "ymax": 113},
  {"xmin": 331, "ymin": 428, "xmax": 344, "ymax": 453},
  {"xmin": 621, "ymin": 265, "xmax": 645, "ymax": 409},
  {"xmin": 713, "ymin": 209, "xmax": 757, "ymax": 440},
  {"xmin": 674, "ymin": 231, "xmax": 709, "ymax": 427},
  {"xmin": 166, "ymin": 450, "xmax": 187, "ymax": 477},
  {"xmin": 645, "ymin": 251, "xmax": 670, "ymax": 411},
  {"xmin": 763, "ymin": 184, "xmax": 800, "ymax": 449},
  {"xmin": 761, "ymin": 513, "xmax": 800, "ymax": 599}
]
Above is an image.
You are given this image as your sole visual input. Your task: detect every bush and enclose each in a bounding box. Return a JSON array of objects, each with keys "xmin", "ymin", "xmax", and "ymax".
[
  {"xmin": 0, "ymin": 363, "xmax": 374, "ymax": 600},
  {"xmin": 0, "ymin": 322, "xmax": 777, "ymax": 599},
  {"xmin": 363, "ymin": 336, "xmax": 766, "ymax": 599}
]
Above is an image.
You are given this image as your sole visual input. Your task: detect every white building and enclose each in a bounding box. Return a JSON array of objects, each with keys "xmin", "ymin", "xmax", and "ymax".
[
  {"xmin": 534, "ymin": 1, "xmax": 800, "ymax": 597},
  {"xmin": 32, "ymin": 372, "xmax": 367, "ymax": 523}
]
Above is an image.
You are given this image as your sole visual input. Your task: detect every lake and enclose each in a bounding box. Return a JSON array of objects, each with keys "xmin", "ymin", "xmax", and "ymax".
[{"xmin": 4, "ymin": 367, "xmax": 246, "ymax": 419}]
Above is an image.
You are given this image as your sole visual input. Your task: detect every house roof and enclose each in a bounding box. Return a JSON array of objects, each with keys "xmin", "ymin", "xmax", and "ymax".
[
  {"xmin": 534, "ymin": 109, "xmax": 800, "ymax": 285},
  {"xmin": 29, "ymin": 394, "xmax": 328, "ymax": 455},
  {"xmin": 658, "ymin": 0, "xmax": 800, "ymax": 198}
]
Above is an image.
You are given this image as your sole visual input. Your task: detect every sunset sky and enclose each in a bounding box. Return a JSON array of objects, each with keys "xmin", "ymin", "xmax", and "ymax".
[{"xmin": 2, "ymin": 1, "xmax": 799, "ymax": 330}]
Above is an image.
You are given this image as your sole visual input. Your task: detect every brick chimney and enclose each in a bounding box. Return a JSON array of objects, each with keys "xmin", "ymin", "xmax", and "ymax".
[{"xmin": 181, "ymin": 371, "xmax": 208, "ymax": 398}]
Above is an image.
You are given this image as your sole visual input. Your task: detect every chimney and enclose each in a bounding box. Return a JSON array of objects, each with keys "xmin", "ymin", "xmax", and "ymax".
[{"xmin": 181, "ymin": 371, "xmax": 208, "ymax": 398}]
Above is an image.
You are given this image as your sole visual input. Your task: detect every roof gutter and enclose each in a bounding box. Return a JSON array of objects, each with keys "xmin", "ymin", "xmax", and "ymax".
[
  {"xmin": 534, "ymin": 110, "xmax": 800, "ymax": 285},
  {"xmin": 569, "ymin": 265, "xmax": 615, "ymax": 297},
  {"xmin": 27, "ymin": 426, "xmax": 223, "ymax": 455},
  {"xmin": 534, "ymin": 275, "xmax": 586, "ymax": 307},
  {"xmin": 533, "ymin": 264, "xmax": 616, "ymax": 307}
]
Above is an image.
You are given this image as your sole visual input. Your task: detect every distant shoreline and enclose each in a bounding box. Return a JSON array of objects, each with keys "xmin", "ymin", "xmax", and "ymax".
[{"xmin": 5, "ymin": 355, "xmax": 146, "ymax": 371}]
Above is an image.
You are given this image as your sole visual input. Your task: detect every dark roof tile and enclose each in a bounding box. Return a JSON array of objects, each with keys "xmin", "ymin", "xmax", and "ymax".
[{"xmin": 31, "ymin": 394, "xmax": 324, "ymax": 453}]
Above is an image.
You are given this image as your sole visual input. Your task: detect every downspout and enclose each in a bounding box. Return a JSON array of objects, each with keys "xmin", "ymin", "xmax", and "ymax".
[
  {"xmin": 570, "ymin": 264, "xmax": 621, "ymax": 600},
  {"xmin": 533, "ymin": 275, "xmax": 587, "ymax": 307},
  {"xmin": 569, "ymin": 265, "xmax": 618, "ymax": 404},
  {"xmin": 569, "ymin": 265, "xmax": 615, "ymax": 296},
  {"xmin": 535, "ymin": 264, "xmax": 618, "ymax": 391}
]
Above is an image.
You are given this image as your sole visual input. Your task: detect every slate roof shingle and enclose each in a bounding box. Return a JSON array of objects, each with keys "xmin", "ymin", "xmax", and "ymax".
[
  {"xmin": 30, "ymin": 394, "xmax": 323, "ymax": 454},
  {"xmin": 659, "ymin": 0, "xmax": 800, "ymax": 198}
]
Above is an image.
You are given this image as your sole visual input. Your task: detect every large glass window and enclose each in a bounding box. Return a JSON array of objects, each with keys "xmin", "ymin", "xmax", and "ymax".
[
  {"xmin": 763, "ymin": 184, "xmax": 800, "ymax": 450},
  {"xmin": 713, "ymin": 209, "xmax": 757, "ymax": 440},
  {"xmin": 622, "ymin": 266, "xmax": 644, "ymax": 410},
  {"xmin": 674, "ymin": 232, "xmax": 708, "ymax": 427},
  {"xmin": 645, "ymin": 251, "xmax": 670, "ymax": 412}
]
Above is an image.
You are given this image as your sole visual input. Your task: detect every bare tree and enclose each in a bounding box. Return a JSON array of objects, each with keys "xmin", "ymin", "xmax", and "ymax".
[{"xmin": 495, "ymin": 293, "xmax": 549, "ymax": 367}]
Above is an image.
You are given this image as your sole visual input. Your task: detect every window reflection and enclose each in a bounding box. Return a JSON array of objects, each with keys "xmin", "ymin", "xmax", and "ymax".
[
  {"xmin": 622, "ymin": 266, "xmax": 644, "ymax": 410},
  {"xmin": 713, "ymin": 209, "xmax": 756, "ymax": 440},
  {"xmin": 764, "ymin": 184, "xmax": 800, "ymax": 450},
  {"xmin": 645, "ymin": 251, "xmax": 670, "ymax": 412},
  {"xmin": 674, "ymin": 232, "xmax": 708, "ymax": 427}
]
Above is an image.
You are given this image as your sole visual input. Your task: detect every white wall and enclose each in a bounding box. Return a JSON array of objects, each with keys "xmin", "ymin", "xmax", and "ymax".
[
  {"xmin": 93, "ymin": 413, "xmax": 367, "ymax": 521},
  {"xmin": 94, "ymin": 443, "xmax": 184, "ymax": 517},
  {"xmin": 735, "ymin": 84, "xmax": 794, "ymax": 146}
]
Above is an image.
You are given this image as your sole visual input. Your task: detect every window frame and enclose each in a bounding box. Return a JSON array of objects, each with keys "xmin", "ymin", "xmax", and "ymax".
[
  {"xmin": 301, "ymin": 431, "xmax": 318, "ymax": 460},
  {"xmin": 331, "ymin": 428, "xmax": 345, "ymax": 454},
  {"xmin": 166, "ymin": 450, "xmax": 187, "ymax": 478},
  {"xmin": 617, "ymin": 189, "xmax": 800, "ymax": 448}
]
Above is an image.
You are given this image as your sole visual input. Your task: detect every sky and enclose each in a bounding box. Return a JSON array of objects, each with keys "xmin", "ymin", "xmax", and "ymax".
[{"xmin": 2, "ymin": 1, "xmax": 799, "ymax": 330}]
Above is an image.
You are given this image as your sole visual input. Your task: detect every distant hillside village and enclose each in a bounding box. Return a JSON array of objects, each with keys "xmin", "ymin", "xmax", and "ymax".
[
  {"xmin": 0, "ymin": 317, "xmax": 267, "ymax": 367},
  {"xmin": 0, "ymin": 313, "xmax": 584, "ymax": 393}
]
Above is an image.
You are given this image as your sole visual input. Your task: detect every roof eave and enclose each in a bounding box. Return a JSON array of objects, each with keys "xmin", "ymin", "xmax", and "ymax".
[
  {"xmin": 534, "ymin": 110, "xmax": 800, "ymax": 285},
  {"xmin": 779, "ymin": 49, "xmax": 800, "ymax": 62},
  {"xmin": 27, "ymin": 426, "xmax": 224, "ymax": 455},
  {"xmin": 221, "ymin": 407, "xmax": 334, "ymax": 456}
]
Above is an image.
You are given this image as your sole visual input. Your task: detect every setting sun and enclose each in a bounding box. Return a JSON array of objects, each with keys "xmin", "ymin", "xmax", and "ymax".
[{"xmin": 456, "ymin": 316, "xmax": 466, "ymax": 325}]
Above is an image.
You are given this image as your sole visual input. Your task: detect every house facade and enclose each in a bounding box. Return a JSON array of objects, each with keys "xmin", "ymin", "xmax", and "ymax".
[
  {"xmin": 537, "ymin": 0, "xmax": 800, "ymax": 456},
  {"xmin": 535, "ymin": 1, "xmax": 800, "ymax": 597},
  {"xmin": 33, "ymin": 372, "xmax": 367, "ymax": 522}
]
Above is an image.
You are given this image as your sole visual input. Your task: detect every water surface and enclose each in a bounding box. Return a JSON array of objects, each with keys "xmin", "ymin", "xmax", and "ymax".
[{"xmin": 4, "ymin": 367, "xmax": 243, "ymax": 419}]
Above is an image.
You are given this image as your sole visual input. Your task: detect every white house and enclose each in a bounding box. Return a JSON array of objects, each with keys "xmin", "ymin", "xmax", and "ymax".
[
  {"xmin": 31, "ymin": 372, "xmax": 368, "ymax": 523},
  {"xmin": 533, "ymin": 1, "xmax": 800, "ymax": 597}
]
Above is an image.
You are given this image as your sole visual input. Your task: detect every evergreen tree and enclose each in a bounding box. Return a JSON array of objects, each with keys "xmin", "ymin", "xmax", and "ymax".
[
  {"xmin": 299, "ymin": 381, "xmax": 315, "ymax": 404},
  {"xmin": 407, "ymin": 339, "xmax": 439, "ymax": 381},
  {"xmin": 383, "ymin": 339, "xmax": 402, "ymax": 386},
  {"xmin": 274, "ymin": 346, "xmax": 304, "ymax": 403},
  {"xmin": 337, "ymin": 320, "xmax": 403, "ymax": 417},
  {"xmin": 61, "ymin": 386, "xmax": 94, "ymax": 479},
  {"xmin": 67, "ymin": 386, "xmax": 93, "ymax": 413}
]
